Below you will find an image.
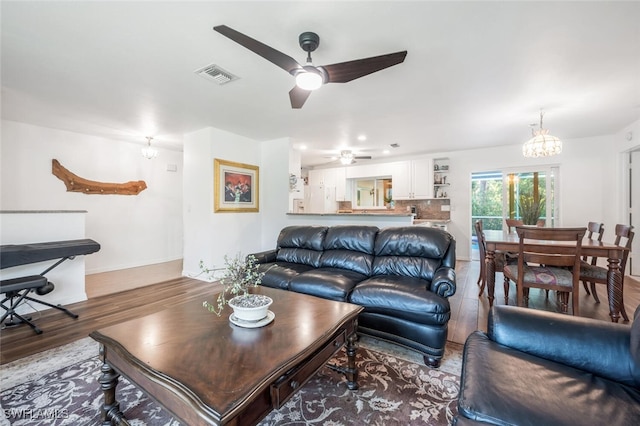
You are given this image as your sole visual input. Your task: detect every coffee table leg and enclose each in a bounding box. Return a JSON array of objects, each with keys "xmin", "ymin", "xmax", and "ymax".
[
  {"xmin": 327, "ymin": 331, "xmax": 359, "ymax": 390},
  {"xmin": 345, "ymin": 332, "xmax": 359, "ymax": 390},
  {"xmin": 98, "ymin": 347, "xmax": 130, "ymax": 425}
]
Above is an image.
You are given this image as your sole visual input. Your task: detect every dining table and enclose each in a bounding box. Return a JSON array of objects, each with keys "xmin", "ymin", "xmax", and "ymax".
[{"xmin": 483, "ymin": 229, "xmax": 630, "ymax": 323}]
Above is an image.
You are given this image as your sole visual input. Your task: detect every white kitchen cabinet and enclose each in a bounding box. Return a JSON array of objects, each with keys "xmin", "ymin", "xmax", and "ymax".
[
  {"xmin": 391, "ymin": 158, "xmax": 433, "ymax": 200},
  {"xmin": 307, "ymin": 169, "xmax": 325, "ymax": 186},
  {"xmin": 335, "ymin": 167, "xmax": 347, "ymax": 201},
  {"xmin": 345, "ymin": 162, "xmax": 394, "ymax": 179},
  {"xmin": 391, "ymin": 161, "xmax": 412, "ymax": 199},
  {"xmin": 308, "ymin": 167, "xmax": 347, "ymax": 201}
]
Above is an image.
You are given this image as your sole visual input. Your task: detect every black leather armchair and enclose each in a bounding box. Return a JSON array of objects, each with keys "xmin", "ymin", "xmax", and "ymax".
[{"xmin": 455, "ymin": 305, "xmax": 640, "ymax": 425}]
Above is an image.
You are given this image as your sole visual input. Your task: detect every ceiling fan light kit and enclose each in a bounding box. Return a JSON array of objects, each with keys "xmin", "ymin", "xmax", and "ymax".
[
  {"xmin": 340, "ymin": 150, "xmax": 355, "ymax": 165},
  {"xmin": 295, "ymin": 67, "xmax": 323, "ymax": 90},
  {"xmin": 213, "ymin": 25, "xmax": 407, "ymax": 109}
]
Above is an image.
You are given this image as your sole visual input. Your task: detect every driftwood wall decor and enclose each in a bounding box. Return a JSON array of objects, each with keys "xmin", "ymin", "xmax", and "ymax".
[{"xmin": 52, "ymin": 159, "xmax": 147, "ymax": 195}]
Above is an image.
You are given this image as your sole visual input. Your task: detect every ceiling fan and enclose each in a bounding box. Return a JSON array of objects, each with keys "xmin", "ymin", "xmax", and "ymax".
[
  {"xmin": 325, "ymin": 150, "xmax": 372, "ymax": 165},
  {"xmin": 213, "ymin": 25, "xmax": 407, "ymax": 109}
]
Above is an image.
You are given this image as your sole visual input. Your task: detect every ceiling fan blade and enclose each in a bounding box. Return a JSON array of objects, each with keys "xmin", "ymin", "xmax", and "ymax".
[
  {"xmin": 214, "ymin": 25, "xmax": 302, "ymax": 74},
  {"xmin": 321, "ymin": 51, "xmax": 407, "ymax": 83},
  {"xmin": 289, "ymin": 86, "xmax": 312, "ymax": 109}
]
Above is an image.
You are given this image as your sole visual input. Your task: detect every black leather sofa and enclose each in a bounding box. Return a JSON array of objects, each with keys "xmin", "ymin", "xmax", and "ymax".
[
  {"xmin": 454, "ymin": 305, "xmax": 640, "ymax": 425},
  {"xmin": 250, "ymin": 225, "xmax": 457, "ymax": 367}
]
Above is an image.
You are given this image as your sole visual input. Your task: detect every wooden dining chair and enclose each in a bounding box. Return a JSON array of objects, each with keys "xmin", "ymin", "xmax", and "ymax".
[
  {"xmin": 475, "ymin": 220, "xmax": 515, "ymax": 299},
  {"xmin": 503, "ymin": 226, "xmax": 587, "ymax": 315},
  {"xmin": 579, "ymin": 224, "xmax": 634, "ymax": 321},
  {"xmin": 505, "ymin": 218, "xmax": 523, "ymax": 233},
  {"xmin": 581, "ymin": 221, "xmax": 605, "ymax": 295}
]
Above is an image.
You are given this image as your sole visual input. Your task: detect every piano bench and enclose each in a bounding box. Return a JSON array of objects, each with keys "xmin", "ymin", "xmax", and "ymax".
[
  {"xmin": 1, "ymin": 275, "xmax": 77, "ymax": 335},
  {"xmin": 1, "ymin": 275, "xmax": 48, "ymax": 294}
]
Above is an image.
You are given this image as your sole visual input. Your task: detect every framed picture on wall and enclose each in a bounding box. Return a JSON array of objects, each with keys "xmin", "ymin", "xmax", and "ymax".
[{"xmin": 214, "ymin": 158, "xmax": 259, "ymax": 212}]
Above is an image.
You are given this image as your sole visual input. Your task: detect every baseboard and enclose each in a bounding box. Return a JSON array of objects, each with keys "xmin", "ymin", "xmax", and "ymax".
[{"xmin": 85, "ymin": 259, "xmax": 183, "ymax": 298}]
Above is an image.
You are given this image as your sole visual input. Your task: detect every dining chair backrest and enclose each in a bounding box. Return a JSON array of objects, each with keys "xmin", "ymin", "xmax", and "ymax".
[
  {"xmin": 613, "ymin": 224, "xmax": 634, "ymax": 273},
  {"xmin": 583, "ymin": 222, "xmax": 605, "ymax": 263},
  {"xmin": 505, "ymin": 219, "xmax": 523, "ymax": 233},
  {"xmin": 586, "ymin": 222, "xmax": 605, "ymax": 242},
  {"xmin": 475, "ymin": 220, "xmax": 487, "ymax": 288},
  {"xmin": 475, "ymin": 220, "xmax": 486, "ymax": 259},
  {"xmin": 515, "ymin": 226, "xmax": 587, "ymax": 269}
]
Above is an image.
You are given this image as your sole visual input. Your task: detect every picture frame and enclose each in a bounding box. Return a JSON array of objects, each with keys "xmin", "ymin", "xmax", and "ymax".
[{"xmin": 213, "ymin": 158, "xmax": 259, "ymax": 213}]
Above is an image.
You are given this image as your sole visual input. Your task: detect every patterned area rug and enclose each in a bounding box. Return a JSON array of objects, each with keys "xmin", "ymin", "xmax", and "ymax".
[{"xmin": 0, "ymin": 337, "xmax": 461, "ymax": 425}]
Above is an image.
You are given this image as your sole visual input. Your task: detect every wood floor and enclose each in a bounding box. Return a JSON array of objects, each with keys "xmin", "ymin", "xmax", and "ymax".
[{"xmin": 2, "ymin": 260, "xmax": 638, "ymax": 365}]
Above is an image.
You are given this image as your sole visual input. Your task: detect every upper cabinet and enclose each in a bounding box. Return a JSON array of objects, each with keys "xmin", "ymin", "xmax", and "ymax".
[
  {"xmin": 335, "ymin": 167, "xmax": 347, "ymax": 201},
  {"xmin": 308, "ymin": 167, "xmax": 347, "ymax": 201},
  {"xmin": 307, "ymin": 156, "xmax": 447, "ymax": 203},
  {"xmin": 391, "ymin": 158, "xmax": 433, "ymax": 200},
  {"xmin": 433, "ymin": 157, "xmax": 450, "ymax": 198}
]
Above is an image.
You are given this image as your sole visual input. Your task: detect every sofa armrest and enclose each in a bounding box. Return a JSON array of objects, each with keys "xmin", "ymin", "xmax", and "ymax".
[
  {"xmin": 430, "ymin": 267, "xmax": 456, "ymax": 298},
  {"xmin": 489, "ymin": 305, "xmax": 637, "ymax": 387},
  {"xmin": 248, "ymin": 249, "xmax": 277, "ymax": 264}
]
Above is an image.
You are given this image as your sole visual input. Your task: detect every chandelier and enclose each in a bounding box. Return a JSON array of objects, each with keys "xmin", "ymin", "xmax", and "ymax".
[
  {"xmin": 141, "ymin": 136, "xmax": 158, "ymax": 159},
  {"xmin": 522, "ymin": 111, "xmax": 562, "ymax": 158}
]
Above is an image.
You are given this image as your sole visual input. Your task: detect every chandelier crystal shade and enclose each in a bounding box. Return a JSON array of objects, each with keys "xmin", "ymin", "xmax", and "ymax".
[
  {"xmin": 522, "ymin": 111, "xmax": 562, "ymax": 158},
  {"xmin": 141, "ymin": 136, "xmax": 158, "ymax": 159}
]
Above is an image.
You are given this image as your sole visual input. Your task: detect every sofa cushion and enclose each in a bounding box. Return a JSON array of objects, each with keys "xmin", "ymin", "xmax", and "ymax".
[
  {"xmin": 289, "ymin": 268, "xmax": 367, "ymax": 301},
  {"xmin": 458, "ymin": 332, "xmax": 640, "ymax": 426},
  {"xmin": 320, "ymin": 249, "xmax": 373, "ymax": 276},
  {"xmin": 372, "ymin": 226, "xmax": 453, "ymax": 281},
  {"xmin": 319, "ymin": 225, "xmax": 378, "ymax": 275},
  {"xmin": 258, "ymin": 262, "xmax": 314, "ymax": 290},
  {"xmin": 349, "ymin": 275, "xmax": 450, "ymax": 325},
  {"xmin": 323, "ymin": 225, "xmax": 378, "ymax": 253},
  {"xmin": 275, "ymin": 226, "xmax": 328, "ymax": 267},
  {"xmin": 277, "ymin": 225, "xmax": 328, "ymax": 250}
]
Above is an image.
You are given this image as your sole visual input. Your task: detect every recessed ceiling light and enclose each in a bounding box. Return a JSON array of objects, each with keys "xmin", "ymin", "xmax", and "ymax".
[
  {"xmin": 357, "ymin": 135, "xmax": 367, "ymax": 141},
  {"xmin": 299, "ymin": 144, "xmax": 307, "ymax": 150},
  {"xmin": 383, "ymin": 149, "xmax": 390, "ymax": 154}
]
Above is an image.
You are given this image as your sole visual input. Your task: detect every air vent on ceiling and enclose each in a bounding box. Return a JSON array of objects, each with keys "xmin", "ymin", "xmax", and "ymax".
[
  {"xmin": 195, "ymin": 64, "xmax": 239, "ymax": 85},
  {"xmin": 390, "ymin": 143, "xmax": 400, "ymax": 148}
]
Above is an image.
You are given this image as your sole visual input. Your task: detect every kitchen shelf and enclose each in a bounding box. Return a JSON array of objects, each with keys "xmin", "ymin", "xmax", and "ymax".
[{"xmin": 433, "ymin": 158, "xmax": 450, "ymax": 198}]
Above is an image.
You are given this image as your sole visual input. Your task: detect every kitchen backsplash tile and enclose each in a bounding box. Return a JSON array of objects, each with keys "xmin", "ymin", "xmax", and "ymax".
[{"xmin": 394, "ymin": 199, "xmax": 450, "ymax": 220}]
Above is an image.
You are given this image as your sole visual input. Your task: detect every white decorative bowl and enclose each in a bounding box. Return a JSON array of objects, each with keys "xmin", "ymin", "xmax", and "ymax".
[{"xmin": 228, "ymin": 294, "xmax": 273, "ymax": 322}]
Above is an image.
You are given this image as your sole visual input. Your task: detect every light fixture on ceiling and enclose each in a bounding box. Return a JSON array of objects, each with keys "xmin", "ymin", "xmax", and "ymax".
[
  {"xmin": 295, "ymin": 66, "xmax": 323, "ymax": 91},
  {"xmin": 340, "ymin": 150, "xmax": 355, "ymax": 165},
  {"xmin": 522, "ymin": 111, "xmax": 562, "ymax": 158},
  {"xmin": 141, "ymin": 136, "xmax": 158, "ymax": 159}
]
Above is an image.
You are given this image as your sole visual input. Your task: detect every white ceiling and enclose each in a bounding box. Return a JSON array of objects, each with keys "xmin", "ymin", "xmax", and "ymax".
[{"xmin": 2, "ymin": 1, "xmax": 639, "ymax": 168}]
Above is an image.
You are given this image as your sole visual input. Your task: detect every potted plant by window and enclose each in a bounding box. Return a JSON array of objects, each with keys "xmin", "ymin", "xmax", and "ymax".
[
  {"xmin": 200, "ymin": 253, "xmax": 272, "ymax": 327},
  {"xmin": 519, "ymin": 195, "xmax": 544, "ymax": 225}
]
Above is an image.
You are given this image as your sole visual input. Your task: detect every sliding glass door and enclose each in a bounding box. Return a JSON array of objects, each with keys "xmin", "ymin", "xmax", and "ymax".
[
  {"xmin": 471, "ymin": 166, "xmax": 559, "ymax": 260},
  {"xmin": 502, "ymin": 166, "xmax": 558, "ymax": 227}
]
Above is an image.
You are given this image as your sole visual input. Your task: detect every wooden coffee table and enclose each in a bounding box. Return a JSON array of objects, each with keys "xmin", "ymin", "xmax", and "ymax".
[{"xmin": 89, "ymin": 286, "xmax": 363, "ymax": 425}]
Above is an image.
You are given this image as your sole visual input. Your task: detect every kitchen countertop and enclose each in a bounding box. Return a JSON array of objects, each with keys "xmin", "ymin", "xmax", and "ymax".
[
  {"xmin": 412, "ymin": 219, "xmax": 451, "ymax": 224},
  {"xmin": 287, "ymin": 212, "xmax": 414, "ymax": 217}
]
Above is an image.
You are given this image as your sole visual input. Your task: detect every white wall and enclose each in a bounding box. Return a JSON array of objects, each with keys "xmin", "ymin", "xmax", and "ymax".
[
  {"xmin": 260, "ymin": 138, "xmax": 294, "ymax": 250},
  {"xmin": 0, "ymin": 120, "xmax": 184, "ymax": 274},
  {"xmin": 182, "ymin": 127, "xmax": 271, "ymax": 277}
]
